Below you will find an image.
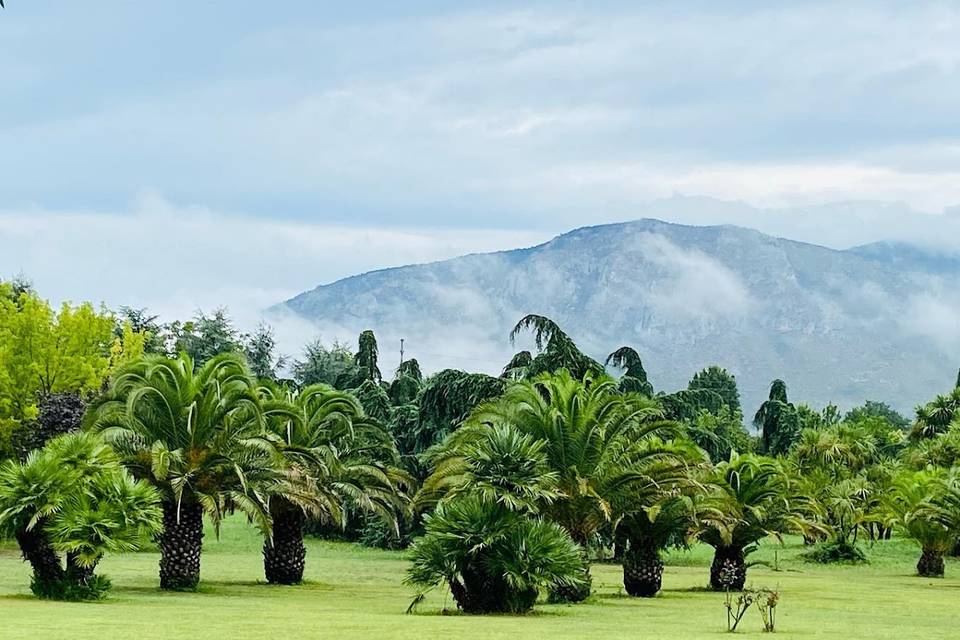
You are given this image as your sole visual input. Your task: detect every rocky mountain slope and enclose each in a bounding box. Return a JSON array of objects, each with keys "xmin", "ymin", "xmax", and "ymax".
[{"xmin": 275, "ymin": 219, "xmax": 960, "ymax": 413}]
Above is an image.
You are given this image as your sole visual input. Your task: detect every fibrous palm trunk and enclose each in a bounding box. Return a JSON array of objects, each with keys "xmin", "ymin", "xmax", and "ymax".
[
  {"xmin": 15, "ymin": 522, "xmax": 64, "ymax": 587},
  {"xmin": 159, "ymin": 501, "xmax": 204, "ymax": 590},
  {"xmin": 263, "ymin": 502, "xmax": 306, "ymax": 585},
  {"xmin": 450, "ymin": 565, "xmax": 538, "ymax": 614},
  {"xmin": 710, "ymin": 545, "xmax": 746, "ymax": 591},
  {"xmin": 622, "ymin": 538, "xmax": 663, "ymax": 597},
  {"xmin": 66, "ymin": 552, "xmax": 98, "ymax": 585},
  {"xmin": 917, "ymin": 547, "xmax": 945, "ymax": 578}
]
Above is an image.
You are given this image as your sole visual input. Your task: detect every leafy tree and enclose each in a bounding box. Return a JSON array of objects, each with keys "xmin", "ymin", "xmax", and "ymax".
[
  {"xmin": 660, "ymin": 388, "xmax": 727, "ymax": 423},
  {"xmin": 406, "ymin": 496, "xmax": 584, "ymax": 614},
  {"xmin": 685, "ymin": 406, "xmax": 752, "ymax": 463},
  {"xmin": 605, "ymin": 346, "xmax": 654, "ymax": 396},
  {"xmin": 884, "ymin": 469, "xmax": 960, "ymax": 577},
  {"xmin": 355, "ymin": 330, "xmax": 382, "ymax": 384},
  {"xmin": 10, "ymin": 392, "xmax": 86, "ymax": 459},
  {"xmin": 695, "ymin": 453, "xmax": 823, "ymax": 590},
  {"xmin": 388, "ymin": 359, "xmax": 422, "ymax": 406},
  {"xmin": 243, "ymin": 323, "xmax": 288, "ymax": 381},
  {"xmin": 416, "ymin": 369, "xmax": 505, "ymax": 449},
  {"xmin": 688, "ymin": 366, "xmax": 741, "ymax": 416},
  {"xmin": 292, "ymin": 339, "xmax": 359, "ymax": 389},
  {"xmin": 85, "ymin": 353, "xmax": 272, "ymax": 590},
  {"xmin": 754, "ymin": 379, "xmax": 800, "ymax": 456},
  {"xmin": 0, "ymin": 432, "xmax": 161, "ymax": 600},
  {"xmin": 0, "ymin": 285, "xmax": 115, "ymax": 423},
  {"xmin": 844, "ymin": 401, "xmax": 909, "ymax": 432},
  {"xmin": 354, "ymin": 379, "xmax": 393, "ymax": 423},
  {"xmin": 168, "ymin": 308, "xmax": 242, "ymax": 366},
  {"xmin": 509, "ymin": 315, "xmax": 603, "ymax": 380},
  {"xmin": 430, "ymin": 370, "xmax": 684, "ymax": 603},
  {"xmin": 115, "ymin": 307, "xmax": 165, "ymax": 354},
  {"xmin": 257, "ymin": 383, "xmax": 409, "ymax": 584}
]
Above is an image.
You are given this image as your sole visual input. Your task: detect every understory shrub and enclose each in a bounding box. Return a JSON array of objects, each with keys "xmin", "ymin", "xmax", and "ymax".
[{"xmin": 800, "ymin": 539, "xmax": 868, "ymax": 564}]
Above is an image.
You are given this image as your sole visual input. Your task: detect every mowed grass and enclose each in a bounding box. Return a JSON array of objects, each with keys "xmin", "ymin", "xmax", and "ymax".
[{"xmin": 2, "ymin": 518, "xmax": 958, "ymax": 640}]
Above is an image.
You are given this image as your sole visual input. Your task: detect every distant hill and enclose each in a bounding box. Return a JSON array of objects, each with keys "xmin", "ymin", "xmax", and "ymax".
[{"xmin": 275, "ymin": 219, "xmax": 960, "ymax": 413}]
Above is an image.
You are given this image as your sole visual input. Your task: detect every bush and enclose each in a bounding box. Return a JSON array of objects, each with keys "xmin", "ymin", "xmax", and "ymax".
[
  {"xmin": 31, "ymin": 574, "xmax": 111, "ymax": 602},
  {"xmin": 800, "ymin": 539, "xmax": 868, "ymax": 564}
]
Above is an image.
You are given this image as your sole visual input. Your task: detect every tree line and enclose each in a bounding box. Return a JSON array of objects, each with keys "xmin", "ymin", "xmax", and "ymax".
[{"xmin": 2, "ymin": 278, "xmax": 960, "ymax": 614}]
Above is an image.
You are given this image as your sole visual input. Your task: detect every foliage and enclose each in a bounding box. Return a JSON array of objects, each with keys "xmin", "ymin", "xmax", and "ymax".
[
  {"xmin": 405, "ymin": 496, "xmax": 584, "ymax": 614},
  {"xmin": 292, "ymin": 339, "xmax": 360, "ymax": 389},
  {"xmin": 0, "ymin": 432, "xmax": 161, "ymax": 600},
  {"xmin": 501, "ymin": 350, "xmax": 533, "ymax": 381},
  {"xmin": 167, "ymin": 308, "xmax": 242, "ymax": 367},
  {"xmin": 800, "ymin": 538, "xmax": 868, "ymax": 564},
  {"xmin": 509, "ymin": 314, "xmax": 603, "ymax": 380},
  {"xmin": 605, "ymin": 346, "xmax": 654, "ymax": 396},
  {"xmin": 355, "ymin": 330, "xmax": 382, "ymax": 384},
  {"xmin": 845, "ymin": 400, "xmax": 909, "ymax": 432},
  {"xmin": 416, "ymin": 369, "xmax": 505, "ymax": 450},
  {"xmin": 685, "ymin": 407, "xmax": 752, "ymax": 463},
  {"xmin": 114, "ymin": 306, "xmax": 166, "ymax": 354},
  {"xmin": 389, "ymin": 358, "xmax": 423, "ymax": 405},
  {"xmin": 85, "ymin": 352, "xmax": 272, "ymax": 531},
  {"xmin": 882, "ymin": 468, "xmax": 960, "ymax": 576},
  {"xmin": 10, "ymin": 391, "xmax": 86, "ymax": 459},
  {"xmin": 688, "ymin": 366, "xmax": 741, "ymax": 416},
  {"xmin": 911, "ymin": 388, "xmax": 960, "ymax": 440},
  {"xmin": 0, "ymin": 283, "xmax": 117, "ymax": 423},
  {"xmin": 243, "ymin": 323, "xmax": 288, "ymax": 381},
  {"xmin": 354, "ymin": 379, "xmax": 393, "ymax": 423},
  {"xmin": 754, "ymin": 379, "xmax": 800, "ymax": 456}
]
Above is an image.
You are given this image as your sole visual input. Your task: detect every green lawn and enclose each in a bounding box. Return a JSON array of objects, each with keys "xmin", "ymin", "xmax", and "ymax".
[{"xmin": 1, "ymin": 519, "xmax": 957, "ymax": 639}]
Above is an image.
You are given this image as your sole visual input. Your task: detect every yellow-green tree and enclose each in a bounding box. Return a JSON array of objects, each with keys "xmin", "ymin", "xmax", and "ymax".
[{"xmin": 0, "ymin": 282, "xmax": 126, "ymax": 426}]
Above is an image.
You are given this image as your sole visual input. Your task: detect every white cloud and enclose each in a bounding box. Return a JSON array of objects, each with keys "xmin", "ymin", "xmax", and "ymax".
[
  {"xmin": 634, "ymin": 233, "xmax": 756, "ymax": 321},
  {"xmin": 0, "ymin": 193, "xmax": 551, "ymax": 339}
]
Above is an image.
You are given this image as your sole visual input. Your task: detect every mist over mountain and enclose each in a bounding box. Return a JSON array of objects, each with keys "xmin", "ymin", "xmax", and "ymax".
[{"xmin": 274, "ymin": 219, "xmax": 960, "ymax": 414}]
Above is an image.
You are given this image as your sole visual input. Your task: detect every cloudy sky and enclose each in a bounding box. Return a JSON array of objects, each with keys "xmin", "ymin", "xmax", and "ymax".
[{"xmin": 3, "ymin": 1, "xmax": 960, "ymax": 342}]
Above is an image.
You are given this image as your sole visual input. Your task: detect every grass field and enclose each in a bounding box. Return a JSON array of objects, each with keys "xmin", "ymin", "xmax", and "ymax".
[{"xmin": 1, "ymin": 518, "xmax": 957, "ymax": 639}]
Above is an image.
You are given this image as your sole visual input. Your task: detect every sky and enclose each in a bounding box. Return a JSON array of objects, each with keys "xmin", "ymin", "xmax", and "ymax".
[{"xmin": 2, "ymin": 1, "xmax": 960, "ymax": 352}]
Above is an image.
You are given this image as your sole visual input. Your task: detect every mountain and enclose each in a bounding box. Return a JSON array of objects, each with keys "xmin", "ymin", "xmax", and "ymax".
[{"xmin": 274, "ymin": 219, "xmax": 960, "ymax": 414}]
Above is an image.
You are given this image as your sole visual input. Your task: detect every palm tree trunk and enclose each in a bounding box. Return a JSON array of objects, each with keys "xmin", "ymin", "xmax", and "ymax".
[
  {"xmin": 710, "ymin": 545, "xmax": 746, "ymax": 591},
  {"xmin": 917, "ymin": 547, "xmax": 945, "ymax": 577},
  {"xmin": 622, "ymin": 537, "xmax": 663, "ymax": 597},
  {"xmin": 14, "ymin": 522, "xmax": 64, "ymax": 587},
  {"xmin": 158, "ymin": 500, "xmax": 204, "ymax": 590},
  {"xmin": 263, "ymin": 501, "xmax": 306, "ymax": 585},
  {"xmin": 65, "ymin": 552, "xmax": 98, "ymax": 585}
]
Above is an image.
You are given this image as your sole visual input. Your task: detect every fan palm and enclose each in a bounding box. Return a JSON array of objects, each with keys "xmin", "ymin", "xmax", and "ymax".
[
  {"xmin": 0, "ymin": 432, "xmax": 161, "ymax": 599},
  {"xmin": 694, "ymin": 453, "xmax": 823, "ymax": 590},
  {"xmin": 405, "ymin": 496, "xmax": 584, "ymax": 614},
  {"xmin": 426, "ymin": 369, "xmax": 683, "ymax": 602},
  {"xmin": 257, "ymin": 382, "xmax": 411, "ymax": 584},
  {"xmin": 85, "ymin": 352, "xmax": 271, "ymax": 590}
]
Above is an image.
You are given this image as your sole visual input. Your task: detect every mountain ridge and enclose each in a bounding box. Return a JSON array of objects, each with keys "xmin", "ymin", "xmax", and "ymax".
[{"xmin": 275, "ymin": 218, "xmax": 959, "ymax": 414}]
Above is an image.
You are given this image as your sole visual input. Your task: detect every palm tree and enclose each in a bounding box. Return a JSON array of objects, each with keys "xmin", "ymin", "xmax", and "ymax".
[
  {"xmin": 618, "ymin": 495, "xmax": 694, "ymax": 597},
  {"xmin": 257, "ymin": 382, "xmax": 410, "ymax": 584},
  {"xmin": 695, "ymin": 453, "xmax": 822, "ymax": 590},
  {"xmin": 405, "ymin": 496, "xmax": 584, "ymax": 614},
  {"xmin": 0, "ymin": 432, "xmax": 161, "ymax": 599},
  {"xmin": 427, "ymin": 369, "xmax": 683, "ymax": 602},
  {"xmin": 85, "ymin": 353, "xmax": 271, "ymax": 590},
  {"xmin": 884, "ymin": 469, "xmax": 960, "ymax": 577}
]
